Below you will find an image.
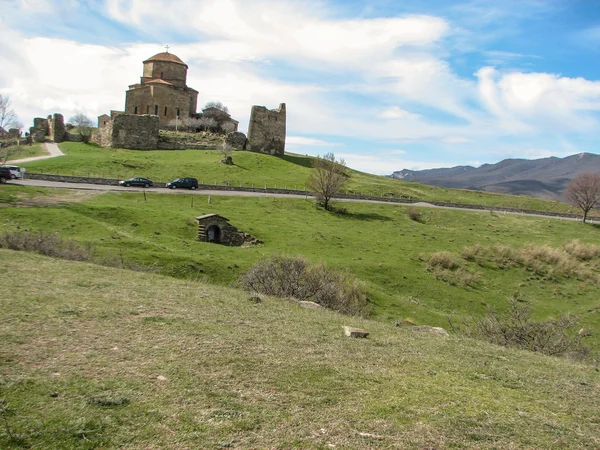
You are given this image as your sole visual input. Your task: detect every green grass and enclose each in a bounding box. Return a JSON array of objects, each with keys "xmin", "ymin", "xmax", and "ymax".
[
  {"xmin": 1, "ymin": 185, "xmax": 599, "ymax": 348},
  {"xmin": 19, "ymin": 142, "xmax": 579, "ymax": 213},
  {"xmin": 1, "ymin": 250, "xmax": 599, "ymax": 448},
  {"xmin": 2, "ymin": 143, "xmax": 47, "ymax": 162}
]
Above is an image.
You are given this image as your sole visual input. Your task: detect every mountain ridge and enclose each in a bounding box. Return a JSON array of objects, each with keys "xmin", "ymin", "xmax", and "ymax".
[{"xmin": 391, "ymin": 152, "xmax": 600, "ymax": 200}]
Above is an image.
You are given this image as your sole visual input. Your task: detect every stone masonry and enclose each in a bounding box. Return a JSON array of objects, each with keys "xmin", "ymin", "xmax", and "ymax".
[
  {"xmin": 196, "ymin": 214, "xmax": 261, "ymax": 246},
  {"xmin": 91, "ymin": 114, "xmax": 159, "ymax": 150},
  {"xmin": 30, "ymin": 117, "xmax": 49, "ymax": 142},
  {"xmin": 246, "ymin": 103, "xmax": 286, "ymax": 156},
  {"xmin": 48, "ymin": 113, "xmax": 66, "ymax": 143}
]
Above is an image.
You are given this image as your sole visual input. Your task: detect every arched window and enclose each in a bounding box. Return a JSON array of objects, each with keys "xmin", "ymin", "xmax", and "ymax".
[
  {"xmin": 154, "ymin": 105, "xmax": 158, "ymax": 115},
  {"xmin": 146, "ymin": 105, "xmax": 149, "ymax": 114},
  {"xmin": 164, "ymin": 106, "xmax": 168, "ymax": 116},
  {"xmin": 134, "ymin": 106, "xmax": 138, "ymax": 114}
]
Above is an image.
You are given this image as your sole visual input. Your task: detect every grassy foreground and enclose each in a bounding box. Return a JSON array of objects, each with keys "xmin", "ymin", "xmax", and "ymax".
[
  {"xmin": 2, "ymin": 143, "xmax": 47, "ymax": 162},
  {"xmin": 18, "ymin": 142, "xmax": 578, "ymax": 213},
  {"xmin": 2, "ymin": 185, "xmax": 600, "ymax": 347},
  {"xmin": 1, "ymin": 250, "xmax": 599, "ymax": 449}
]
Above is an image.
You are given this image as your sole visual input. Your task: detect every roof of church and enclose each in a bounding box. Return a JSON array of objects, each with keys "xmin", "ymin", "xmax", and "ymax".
[{"xmin": 143, "ymin": 52, "xmax": 188, "ymax": 67}]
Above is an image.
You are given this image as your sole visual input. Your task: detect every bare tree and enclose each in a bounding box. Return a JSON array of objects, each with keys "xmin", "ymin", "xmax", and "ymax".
[
  {"xmin": 0, "ymin": 94, "xmax": 19, "ymax": 131},
  {"xmin": 566, "ymin": 172, "xmax": 600, "ymax": 223},
  {"xmin": 69, "ymin": 113, "xmax": 94, "ymax": 143},
  {"xmin": 199, "ymin": 116, "xmax": 217, "ymax": 132},
  {"xmin": 204, "ymin": 101, "xmax": 229, "ymax": 114},
  {"xmin": 308, "ymin": 153, "xmax": 348, "ymax": 211},
  {"xmin": 220, "ymin": 121, "xmax": 236, "ymax": 134}
]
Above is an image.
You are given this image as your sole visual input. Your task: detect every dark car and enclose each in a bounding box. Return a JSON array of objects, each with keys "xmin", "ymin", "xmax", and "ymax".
[
  {"xmin": 166, "ymin": 177, "xmax": 199, "ymax": 190},
  {"xmin": 0, "ymin": 167, "xmax": 12, "ymax": 183},
  {"xmin": 119, "ymin": 177, "xmax": 153, "ymax": 188}
]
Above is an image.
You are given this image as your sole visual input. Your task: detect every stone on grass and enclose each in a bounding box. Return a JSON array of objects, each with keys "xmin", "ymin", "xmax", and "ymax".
[
  {"xmin": 248, "ymin": 296, "xmax": 262, "ymax": 303},
  {"xmin": 407, "ymin": 325, "xmax": 449, "ymax": 336},
  {"xmin": 344, "ymin": 326, "xmax": 369, "ymax": 338},
  {"xmin": 298, "ymin": 301, "xmax": 322, "ymax": 309}
]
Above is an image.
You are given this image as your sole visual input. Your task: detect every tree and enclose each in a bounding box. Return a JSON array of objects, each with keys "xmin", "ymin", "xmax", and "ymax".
[
  {"xmin": 566, "ymin": 172, "xmax": 600, "ymax": 223},
  {"xmin": 307, "ymin": 153, "xmax": 348, "ymax": 211},
  {"xmin": 0, "ymin": 94, "xmax": 19, "ymax": 131},
  {"xmin": 69, "ymin": 113, "xmax": 94, "ymax": 143},
  {"xmin": 204, "ymin": 101, "xmax": 229, "ymax": 114}
]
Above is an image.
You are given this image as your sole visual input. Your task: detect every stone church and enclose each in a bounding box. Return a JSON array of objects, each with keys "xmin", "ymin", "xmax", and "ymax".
[{"xmin": 124, "ymin": 51, "xmax": 199, "ymax": 127}]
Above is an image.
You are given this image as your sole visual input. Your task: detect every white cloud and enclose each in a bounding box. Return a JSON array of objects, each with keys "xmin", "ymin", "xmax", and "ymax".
[
  {"xmin": 286, "ymin": 136, "xmax": 340, "ymax": 148},
  {"xmin": 380, "ymin": 150, "xmax": 407, "ymax": 155},
  {"xmin": 442, "ymin": 136, "xmax": 472, "ymax": 143},
  {"xmin": 337, "ymin": 153, "xmax": 451, "ymax": 175},
  {"xmin": 377, "ymin": 107, "xmax": 419, "ymax": 120}
]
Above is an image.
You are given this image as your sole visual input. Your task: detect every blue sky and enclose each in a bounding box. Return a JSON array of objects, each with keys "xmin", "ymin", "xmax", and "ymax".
[{"xmin": 2, "ymin": 0, "xmax": 600, "ymax": 174}]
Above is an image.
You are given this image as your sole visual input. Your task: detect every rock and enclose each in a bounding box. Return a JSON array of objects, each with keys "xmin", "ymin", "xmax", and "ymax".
[
  {"xmin": 344, "ymin": 326, "xmax": 369, "ymax": 338},
  {"xmin": 407, "ymin": 325, "xmax": 449, "ymax": 336},
  {"xmin": 221, "ymin": 155, "xmax": 233, "ymax": 165},
  {"xmin": 358, "ymin": 432, "xmax": 383, "ymax": 440},
  {"xmin": 224, "ymin": 131, "xmax": 247, "ymax": 150},
  {"xmin": 298, "ymin": 301, "xmax": 322, "ymax": 309},
  {"xmin": 579, "ymin": 328, "xmax": 591, "ymax": 337},
  {"xmin": 248, "ymin": 296, "xmax": 262, "ymax": 303},
  {"xmin": 156, "ymin": 375, "xmax": 167, "ymax": 381},
  {"xmin": 392, "ymin": 320, "xmax": 402, "ymax": 327}
]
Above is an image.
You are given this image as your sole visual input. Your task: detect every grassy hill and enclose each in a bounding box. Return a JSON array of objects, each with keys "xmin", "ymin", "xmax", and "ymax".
[
  {"xmin": 2, "ymin": 185, "xmax": 600, "ymax": 348},
  {"xmin": 1, "ymin": 250, "xmax": 599, "ymax": 449},
  {"xmin": 18, "ymin": 142, "xmax": 579, "ymax": 213}
]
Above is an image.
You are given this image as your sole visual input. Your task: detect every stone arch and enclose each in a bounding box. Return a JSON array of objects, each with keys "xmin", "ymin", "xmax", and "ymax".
[{"xmin": 207, "ymin": 224, "xmax": 221, "ymax": 243}]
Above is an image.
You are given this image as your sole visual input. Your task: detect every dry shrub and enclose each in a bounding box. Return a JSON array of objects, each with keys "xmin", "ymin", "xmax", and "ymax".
[
  {"xmin": 433, "ymin": 267, "xmax": 479, "ymax": 287},
  {"xmin": 471, "ymin": 293, "xmax": 588, "ymax": 358},
  {"xmin": 427, "ymin": 251, "xmax": 460, "ymax": 271},
  {"xmin": 407, "ymin": 207, "xmax": 423, "ymax": 222},
  {"xmin": 563, "ymin": 239, "xmax": 600, "ymax": 261},
  {"xmin": 491, "ymin": 244, "xmax": 520, "ymax": 268},
  {"xmin": 0, "ymin": 230, "xmax": 92, "ymax": 262},
  {"xmin": 240, "ymin": 255, "xmax": 370, "ymax": 316},
  {"xmin": 521, "ymin": 245, "xmax": 564, "ymax": 266},
  {"xmin": 461, "ymin": 243, "xmax": 487, "ymax": 262}
]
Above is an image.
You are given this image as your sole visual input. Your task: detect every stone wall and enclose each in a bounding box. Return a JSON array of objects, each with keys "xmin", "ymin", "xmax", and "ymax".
[
  {"xmin": 247, "ymin": 103, "xmax": 286, "ymax": 156},
  {"xmin": 224, "ymin": 132, "xmax": 247, "ymax": 150},
  {"xmin": 29, "ymin": 117, "xmax": 49, "ymax": 142},
  {"xmin": 91, "ymin": 114, "xmax": 159, "ymax": 149},
  {"xmin": 196, "ymin": 214, "xmax": 260, "ymax": 246},
  {"xmin": 157, "ymin": 134, "xmax": 224, "ymax": 150},
  {"xmin": 48, "ymin": 113, "xmax": 66, "ymax": 143}
]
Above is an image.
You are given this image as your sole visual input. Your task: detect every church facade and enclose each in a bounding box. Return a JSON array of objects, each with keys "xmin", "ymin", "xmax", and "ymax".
[{"xmin": 124, "ymin": 51, "xmax": 198, "ymax": 127}]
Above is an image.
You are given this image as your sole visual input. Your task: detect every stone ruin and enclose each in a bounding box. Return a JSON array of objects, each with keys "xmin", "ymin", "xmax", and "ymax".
[
  {"xmin": 92, "ymin": 114, "xmax": 159, "ymax": 150},
  {"xmin": 246, "ymin": 103, "xmax": 286, "ymax": 156},
  {"xmin": 196, "ymin": 214, "xmax": 261, "ymax": 246}
]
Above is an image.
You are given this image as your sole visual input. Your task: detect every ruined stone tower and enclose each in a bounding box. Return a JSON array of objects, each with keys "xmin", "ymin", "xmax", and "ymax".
[
  {"xmin": 246, "ymin": 103, "xmax": 286, "ymax": 156},
  {"xmin": 124, "ymin": 52, "xmax": 198, "ymax": 127}
]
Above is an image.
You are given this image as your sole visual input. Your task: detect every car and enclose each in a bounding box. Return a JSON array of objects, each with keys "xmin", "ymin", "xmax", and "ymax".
[
  {"xmin": 166, "ymin": 177, "xmax": 199, "ymax": 190},
  {"xmin": 0, "ymin": 166, "xmax": 23, "ymax": 179},
  {"xmin": 118, "ymin": 177, "xmax": 153, "ymax": 188},
  {"xmin": 0, "ymin": 167, "xmax": 12, "ymax": 183}
]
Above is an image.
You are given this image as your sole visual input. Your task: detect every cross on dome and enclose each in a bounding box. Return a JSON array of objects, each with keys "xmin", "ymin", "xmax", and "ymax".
[{"xmin": 164, "ymin": 45, "xmax": 170, "ymax": 53}]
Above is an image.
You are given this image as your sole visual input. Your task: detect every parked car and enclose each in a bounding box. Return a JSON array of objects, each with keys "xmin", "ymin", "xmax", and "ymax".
[
  {"xmin": 0, "ymin": 165, "xmax": 23, "ymax": 179},
  {"xmin": 118, "ymin": 177, "xmax": 153, "ymax": 188},
  {"xmin": 166, "ymin": 177, "xmax": 199, "ymax": 190},
  {"xmin": 0, "ymin": 167, "xmax": 12, "ymax": 183}
]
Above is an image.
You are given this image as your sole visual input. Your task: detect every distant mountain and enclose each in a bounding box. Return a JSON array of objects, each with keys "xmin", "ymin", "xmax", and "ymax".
[{"xmin": 391, "ymin": 153, "xmax": 600, "ymax": 201}]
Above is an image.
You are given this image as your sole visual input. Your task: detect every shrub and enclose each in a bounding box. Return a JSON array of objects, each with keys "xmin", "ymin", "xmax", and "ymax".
[
  {"xmin": 563, "ymin": 239, "xmax": 600, "ymax": 261},
  {"xmin": 407, "ymin": 207, "xmax": 423, "ymax": 222},
  {"xmin": 240, "ymin": 255, "xmax": 370, "ymax": 316},
  {"xmin": 427, "ymin": 251, "xmax": 460, "ymax": 271},
  {"xmin": 461, "ymin": 244, "xmax": 487, "ymax": 262},
  {"xmin": 471, "ymin": 293, "xmax": 588, "ymax": 358},
  {"xmin": 0, "ymin": 230, "xmax": 92, "ymax": 261}
]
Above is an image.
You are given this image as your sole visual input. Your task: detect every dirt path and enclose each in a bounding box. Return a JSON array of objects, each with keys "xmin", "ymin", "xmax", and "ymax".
[{"xmin": 8, "ymin": 142, "xmax": 64, "ymax": 164}]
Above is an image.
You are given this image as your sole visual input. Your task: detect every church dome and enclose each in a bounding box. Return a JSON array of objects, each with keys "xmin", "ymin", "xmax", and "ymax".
[{"xmin": 143, "ymin": 52, "xmax": 188, "ymax": 68}]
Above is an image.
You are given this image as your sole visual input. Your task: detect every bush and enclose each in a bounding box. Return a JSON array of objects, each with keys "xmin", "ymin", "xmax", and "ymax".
[
  {"xmin": 563, "ymin": 239, "xmax": 600, "ymax": 261},
  {"xmin": 240, "ymin": 255, "xmax": 370, "ymax": 316},
  {"xmin": 407, "ymin": 207, "xmax": 423, "ymax": 222},
  {"xmin": 427, "ymin": 251, "xmax": 460, "ymax": 271},
  {"xmin": 471, "ymin": 293, "xmax": 588, "ymax": 358},
  {"xmin": 0, "ymin": 230, "xmax": 92, "ymax": 261}
]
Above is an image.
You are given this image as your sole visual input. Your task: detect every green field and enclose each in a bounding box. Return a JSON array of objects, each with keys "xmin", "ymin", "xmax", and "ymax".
[
  {"xmin": 1, "ymin": 251, "xmax": 599, "ymax": 448},
  {"xmin": 2, "ymin": 143, "xmax": 47, "ymax": 162},
  {"xmin": 18, "ymin": 142, "xmax": 579, "ymax": 213},
  {"xmin": 1, "ymin": 184, "xmax": 599, "ymax": 348}
]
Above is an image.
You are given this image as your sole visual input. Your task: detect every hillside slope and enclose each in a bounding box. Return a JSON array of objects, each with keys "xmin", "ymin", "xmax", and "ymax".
[
  {"xmin": 392, "ymin": 152, "xmax": 600, "ymax": 200},
  {"xmin": 1, "ymin": 250, "xmax": 599, "ymax": 449}
]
